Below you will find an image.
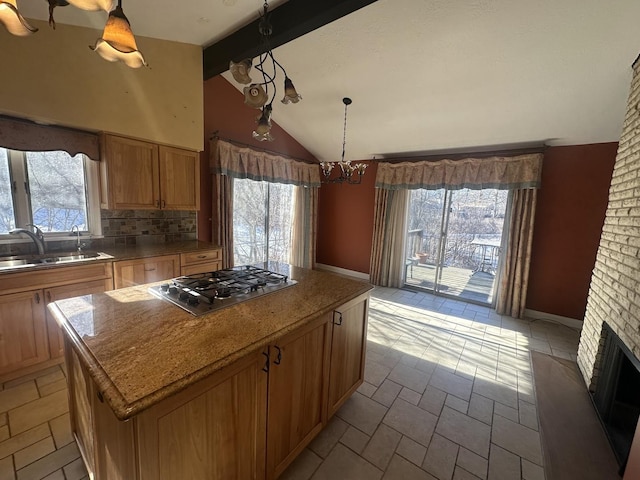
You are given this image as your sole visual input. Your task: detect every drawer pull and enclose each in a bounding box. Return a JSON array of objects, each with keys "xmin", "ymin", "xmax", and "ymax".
[
  {"xmin": 273, "ymin": 345, "xmax": 282, "ymax": 365},
  {"xmin": 262, "ymin": 351, "xmax": 270, "ymax": 373},
  {"xmin": 197, "ymin": 255, "xmax": 207, "ymax": 259},
  {"xmin": 35, "ymin": 292, "xmax": 40, "ymax": 304},
  {"xmin": 333, "ymin": 312, "xmax": 343, "ymax": 326},
  {"xmin": 145, "ymin": 267, "xmax": 157, "ymax": 272}
]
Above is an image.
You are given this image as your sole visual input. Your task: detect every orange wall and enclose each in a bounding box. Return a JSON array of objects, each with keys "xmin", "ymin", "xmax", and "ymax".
[
  {"xmin": 316, "ymin": 162, "xmax": 377, "ymax": 273},
  {"xmin": 198, "ymin": 76, "xmax": 317, "ymax": 241},
  {"xmin": 527, "ymin": 143, "xmax": 617, "ymax": 320}
]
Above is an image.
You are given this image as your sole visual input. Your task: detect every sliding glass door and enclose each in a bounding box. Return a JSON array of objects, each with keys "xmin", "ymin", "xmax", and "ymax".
[{"xmin": 405, "ymin": 188, "xmax": 509, "ymax": 305}]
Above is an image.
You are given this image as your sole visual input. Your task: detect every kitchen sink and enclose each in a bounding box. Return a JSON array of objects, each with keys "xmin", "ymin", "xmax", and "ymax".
[{"xmin": 0, "ymin": 251, "xmax": 102, "ymax": 270}]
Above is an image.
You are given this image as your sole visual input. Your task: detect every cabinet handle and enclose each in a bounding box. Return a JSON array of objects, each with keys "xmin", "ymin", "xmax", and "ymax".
[
  {"xmin": 273, "ymin": 345, "xmax": 282, "ymax": 365},
  {"xmin": 197, "ymin": 255, "xmax": 207, "ymax": 259},
  {"xmin": 97, "ymin": 391, "xmax": 104, "ymax": 403},
  {"xmin": 35, "ymin": 292, "xmax": 40, "ymax": 304},
  {"xmin": 262, "ymin": 351, "xmax": 270, "ymax": 373},
  {"xmin": 333, "ymin": 312, "xmax": 343, "ymax": 326},
  {"xmin": 47, "ymin": 291, "xmax": 52, "ymax": 303},
  {"xmin": 155, "ymin": 199, "xmax": 160, "ymax": 208},
  {"xmin": 161, "ymin": 200, "xmax": 166, "ymax": 208},
  {"xmin": 145, "ymin": 267, "xmax": 157, "ymax": 271}
]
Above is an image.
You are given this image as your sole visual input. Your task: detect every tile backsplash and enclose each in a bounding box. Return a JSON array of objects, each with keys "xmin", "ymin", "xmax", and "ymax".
[{"xmin": 0, "ymin": 210, "xmax": 197, "ymax": 256}]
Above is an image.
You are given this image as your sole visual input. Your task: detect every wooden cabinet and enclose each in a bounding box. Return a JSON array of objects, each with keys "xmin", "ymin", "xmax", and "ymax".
[
  {"xmin": 0, "ymin": 290, "xmax": 49, "ymax": 375},
  {"xmin": 101, "ymin": 135, "xmax": 200, "ymax": 211},
  {"xmin": 327, "ymin": 294, "xmax": 369, "ymax": 418},
  {"xmin": 0, "ymin": 262, "xmax": 113, "ymax": 377},
  {"xmin": 180, "ymin": 249, "xmax": 222, "ymax": 276},
  {"xmin": 266, "ymin": 315, "xmax": 331, "ymax": 479},
  {"xmin": 113, "ymin": 255, "xmax": 180, "ymax": 289},
  {"xmin": 45, "ymin": 279, "xmax": 112, "ymax": 359}
]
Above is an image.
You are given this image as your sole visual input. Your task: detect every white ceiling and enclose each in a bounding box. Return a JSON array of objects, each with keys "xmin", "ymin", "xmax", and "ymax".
[{"xmin": 21, "ymin": 0, "xmax": 640, "ymax": 162}]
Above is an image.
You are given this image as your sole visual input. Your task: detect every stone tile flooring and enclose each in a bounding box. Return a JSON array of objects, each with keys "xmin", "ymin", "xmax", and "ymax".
[{"xmin": 0, "ymin": 287, "xmax": 580, "ymax": 479}]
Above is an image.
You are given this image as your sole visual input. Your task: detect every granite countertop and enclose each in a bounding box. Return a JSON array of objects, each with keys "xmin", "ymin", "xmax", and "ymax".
[
  {"xmin": 49, "ymin": 266, "xmax": 373, "ymax": 420},
  {"xmin": 0, "ymin": 241, "xmax": 222, "ymax": 275}
]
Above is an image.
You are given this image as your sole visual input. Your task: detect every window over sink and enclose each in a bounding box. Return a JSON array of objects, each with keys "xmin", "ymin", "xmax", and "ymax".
[{"xmin": 0, "ymin": 148, "xmax": 101, "ymax": 238}]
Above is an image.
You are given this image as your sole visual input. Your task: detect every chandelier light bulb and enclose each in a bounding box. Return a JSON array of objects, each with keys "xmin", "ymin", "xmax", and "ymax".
[
  {"xmin": 230, "ymin": 59, "xmax": 253, "ymax": 84},
  {"xmin": 243, "ymin": 83, "xmax": 268, "ymax": 109},
  {"xmin": 281, "ymin": 77, "xmax": 302, "ymax": 104}
]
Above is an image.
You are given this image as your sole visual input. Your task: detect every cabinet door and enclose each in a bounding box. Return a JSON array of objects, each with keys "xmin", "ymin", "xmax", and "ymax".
[
  {"xmin": 0, "ymin": 290, "xmax": 49, "ymax": 375},
  {"xmin": 45, "ymin": 279, "xmax": 112, "ymax": 359},
  {"xmin": 113, "ymin": 255, "xmax": 179, "ymax": 289},
  {"xmin": 137, "ymin": 352, "xmax": 267, "ymax": 480},
  {"xmin": 158, "ymin": 146, "xmax": 200, "ymax": 211},
  {"xmin": 266, "ymin": 315, "xmax": 331, "ymax": 479},
  {"xmin": 104, "ymin": 135, "xmax": 159, "ymax": 209},
  {"xmin": 327, "ymin": 295, "xmax": 369, "ymax": 418}
]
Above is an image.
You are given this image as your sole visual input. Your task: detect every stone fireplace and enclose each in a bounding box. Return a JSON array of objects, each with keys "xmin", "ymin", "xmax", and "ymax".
[{"xmin": 577, "ymin": 55, "xmax": 640, "ymax": 474}]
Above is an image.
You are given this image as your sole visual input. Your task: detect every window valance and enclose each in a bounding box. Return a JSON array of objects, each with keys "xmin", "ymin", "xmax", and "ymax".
[
  {"xmin": 375, "ymin": 153, "xmax": 543, "ymax": 191},
  {"xmin": 210, "ymin": 138, "xmax": 321, "ymax": 187},
  {"xmin": 0, "ymin": 116, "xmax": 100, "ymax": 160}
]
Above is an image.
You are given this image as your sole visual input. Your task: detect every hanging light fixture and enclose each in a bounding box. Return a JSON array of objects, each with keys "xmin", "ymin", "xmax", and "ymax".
[
  {"xmin": 91, "ymin": 0, "xmax": 147, "ymax": 68},
  {"xmin": 229, "ymin": 0, "xmax": 302, "ymax": 141},
  {"xmin": 0, "ymin": 0, "xmax": 38, "ymax": 36},
  {"xmin": 47, "ymin": 0, "xmax": 114, "ymax": 29},
  {"xmin": 320, "ymin": 98, "xmax": 367, "ymax": 185}
]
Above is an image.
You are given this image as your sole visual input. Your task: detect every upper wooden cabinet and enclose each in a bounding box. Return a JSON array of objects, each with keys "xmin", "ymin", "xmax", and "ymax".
[{"xmin": 100, "ymin": 134, "xmax": 200, "ymax": 211}]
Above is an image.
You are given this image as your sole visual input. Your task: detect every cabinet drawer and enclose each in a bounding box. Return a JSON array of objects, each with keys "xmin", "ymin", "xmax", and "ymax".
[
  {"xmin": 180, "ymin": 249, "xmax": 221, "ymax": 266},
  {"xmin": 180, "ymin": 261, "xmax": 221, "ymax": 276}
]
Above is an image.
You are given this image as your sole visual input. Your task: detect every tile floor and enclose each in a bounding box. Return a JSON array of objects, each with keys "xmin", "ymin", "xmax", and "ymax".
[{"xmin": 0, "ymin": 287, "xmax": 581, "ymax": 480}]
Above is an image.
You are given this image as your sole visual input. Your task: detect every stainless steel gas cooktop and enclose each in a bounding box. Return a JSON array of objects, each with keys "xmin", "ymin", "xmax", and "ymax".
[{"xmin": 148, "ymin": 265, "xmax": 297, "ymax": 316}]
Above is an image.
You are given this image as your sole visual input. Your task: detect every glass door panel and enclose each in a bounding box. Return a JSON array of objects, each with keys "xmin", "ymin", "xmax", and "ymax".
[{"xmin": 406, "ymin": 188, "xmax": 509, "ymax": 305}]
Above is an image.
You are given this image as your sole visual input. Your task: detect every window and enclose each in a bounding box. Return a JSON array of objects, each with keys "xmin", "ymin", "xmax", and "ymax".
[
  {"xmin": 233, "ymin": 178, "xmax": 294, "ymax": 265},
  {"xmin": 0, "ymin": 148, "xmax": 101, "ymax": 238}
]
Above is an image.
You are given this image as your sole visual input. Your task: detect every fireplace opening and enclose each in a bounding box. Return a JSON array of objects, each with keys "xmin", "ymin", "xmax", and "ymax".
[{"xmin": 592, "ymin": 323, "xmax": 640, "ymax": 475}]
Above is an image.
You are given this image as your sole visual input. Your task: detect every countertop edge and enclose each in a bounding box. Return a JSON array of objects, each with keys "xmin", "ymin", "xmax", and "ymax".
[{"xmin": 53, "ymin": 283, "xmax": 373, "ymax": 421}]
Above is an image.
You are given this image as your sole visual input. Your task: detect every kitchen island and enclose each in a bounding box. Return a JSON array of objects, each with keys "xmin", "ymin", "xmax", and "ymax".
[{"xmin": 49, "ymin": 264, "xmax": 373, "ymax": 480}]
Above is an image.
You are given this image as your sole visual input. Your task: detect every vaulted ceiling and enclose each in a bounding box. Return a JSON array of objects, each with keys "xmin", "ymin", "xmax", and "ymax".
[{"xmin": 19, "ymin": 0, "xmax": 640, "ymax": 162}]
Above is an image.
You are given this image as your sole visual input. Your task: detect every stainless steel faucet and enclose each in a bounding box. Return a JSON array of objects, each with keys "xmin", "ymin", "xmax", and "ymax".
[
  {"xmin": 9, "ymin": 224, "xmax": 46, "ymax": 255},
  {"xmin": 70, "ymin": 225, "xmax": 83, "ymax": 252}
]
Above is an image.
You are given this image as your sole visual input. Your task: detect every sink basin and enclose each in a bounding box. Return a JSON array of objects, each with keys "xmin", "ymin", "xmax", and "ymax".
[{"xmin": 0, "ymin": 251, "xmax": 102, "ymax": 270}]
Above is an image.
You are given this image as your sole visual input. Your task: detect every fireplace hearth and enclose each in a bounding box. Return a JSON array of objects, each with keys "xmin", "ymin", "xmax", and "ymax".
[{"xmin": 592, "ymin": 323, "xmax": 640, "ymax": 475}]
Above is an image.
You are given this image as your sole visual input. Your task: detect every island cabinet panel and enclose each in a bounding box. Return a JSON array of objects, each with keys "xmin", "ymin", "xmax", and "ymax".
[
  {"xmin": 0, "ymin": 290, "xmax": 49, "ymax": 375},
  {"xmin": 136, "ymin": 351, "xmax": 267, "ymax": 480},
  {"xmin": 266, "ymin": 314, "xmax": 332, "ymax": 480},
  {"xmin": 45, "ymin": 279, "xmax": 112, "ymax": 359},
  {"xmin": 327, "ymin": 294, "xmax": 369, "ymax": 418},
  {"xmin": 113, "ymin": 255, "xmax": 180, "ymax": 289},
  {"xmin": 179, "ymin": 248, "xmax": 222, "ymax": 275}
]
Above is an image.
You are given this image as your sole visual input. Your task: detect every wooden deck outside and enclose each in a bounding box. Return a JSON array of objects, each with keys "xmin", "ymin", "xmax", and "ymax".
[{"xmin": 404, "ymin": 262, "xmax": 497, "ymax": 304}]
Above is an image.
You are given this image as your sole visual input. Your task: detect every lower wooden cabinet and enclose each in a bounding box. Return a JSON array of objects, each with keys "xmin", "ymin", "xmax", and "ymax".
[
  {"xmin": 113, "ymin": 255, "xmax": 179, "ymax": 288},
  {"xmin": 65, "ymin": 292, "xmax": 369, "ymax": 480},
  {"xmin": 0, "ymin": 290, "xmax": 48, "ymax": 375},
  {"xmin": 266, "ymin": 315, "xmax": 331, "ymax": 479},
  {"xmin": 327, "ymin": 296, "xmax": 369, "ymax": 417},
  {"xmin": 179, "ymin": 249, "xmax": 222, "ymax": 276}
]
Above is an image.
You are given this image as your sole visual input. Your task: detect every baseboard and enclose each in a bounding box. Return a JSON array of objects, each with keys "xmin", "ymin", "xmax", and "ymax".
[
  {"xmin": 524, "ymin": 309, "xmax": 583, "ymax": 330},
  {"xmin": 315, "ymin": 263, "xmax": 370, "ymax": 281}
]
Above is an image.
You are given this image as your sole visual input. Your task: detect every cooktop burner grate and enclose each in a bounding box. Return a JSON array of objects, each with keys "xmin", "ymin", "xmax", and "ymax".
[{"xmin": 148, "ymin": 265, "xmax": 297, "ymax": 316}]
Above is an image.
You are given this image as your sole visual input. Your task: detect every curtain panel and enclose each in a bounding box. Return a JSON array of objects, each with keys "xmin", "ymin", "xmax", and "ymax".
[
  {"xmin": 369, "ymin": 189, "xmax": 409, "ymax": 287},
  {"xmin": 210, "ymin": 139, "xmax": 321, "ymax": 187},
  {"xmin": 211, "ymin": 174, "xmax": 234, "ymax": 268},
  {"xmin": 375, "ymin": 153, "xmax": 543, "ymax": 191},
  {"xmin": 0, "ymin": 116, "xmax": 100, "ymax": 160},
  {"xmin": 290, "ymin": 186, "xmax": 318, "ymax": 269}
]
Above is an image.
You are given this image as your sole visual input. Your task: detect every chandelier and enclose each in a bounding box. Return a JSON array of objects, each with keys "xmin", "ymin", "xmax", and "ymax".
[
  {"xmin": 0, "ymin": 0, "xmax": 146, "ymax": 68},
  {"xmin": 228, "ymin": 1, "xmax": 301, "ymax": 142},
  {"xmin": 320, "ymin": 98, "xmax": 367, "ymax": 185}
]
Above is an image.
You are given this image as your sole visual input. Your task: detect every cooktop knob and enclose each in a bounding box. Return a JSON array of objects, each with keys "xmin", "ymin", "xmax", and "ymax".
[
  {"xmin": 187, "ymin": 296, "xmax": 199, "ymax": 306},
  {"xmin": 160, "ymin": 284, "xmax": 170, "ymax": 292},
  {"xmin": 168, "ymin": 286, "xmax": 179, "ymax": 295},
  {"xmin": 178, "ymin": 292, "xmax": 189, "ymax": 301}
]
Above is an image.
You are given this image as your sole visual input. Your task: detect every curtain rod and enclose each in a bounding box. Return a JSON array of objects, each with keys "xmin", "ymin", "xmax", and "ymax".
[
  {"xmin": 375, "ymin": 146, "xmax": 546, "ymax": 164},
  {"xmin": 210, "ymin": 132, "xmax": 318, "ymax": 165}
]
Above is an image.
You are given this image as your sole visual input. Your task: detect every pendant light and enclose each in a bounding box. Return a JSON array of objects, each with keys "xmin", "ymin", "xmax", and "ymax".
[
  {"xmin": 92, "ymin": 0, "xmax": 147, "ymax": 68},
  {"xmin": 67, "ymin": 0, "xmax": 114, "ymax": 11},
  {"xmin": 0, "ymin": 0, "xmax": 38, "ymax": 36},
  {"xmin": 320, "ymin": 98, "xmax": 367, "ymax": 185}
]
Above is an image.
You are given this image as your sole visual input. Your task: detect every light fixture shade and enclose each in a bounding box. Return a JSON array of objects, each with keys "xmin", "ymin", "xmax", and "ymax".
[
  {"xmin": 0, "ymin": 0, "xmax": 38, "ymax": 36},
  {"xmin": 67, "ymin": 0, "xmax": 114, "ymax": 11},
  {"xmin": 244, "ymin": 83, "xmax": 268, "ymax": 109},
  {"xmin": 230, "ymin": 59, "xmax": 252, "ymax": 84},
  {"xmin": 253, "ymin": 106, "xmax": 274, "ymax": 142},
  {"xmin": 281, "ymin": 77, "xmax": 301, "ymax": 104},
  {"xmin": 92, "ymin": 4, "xmax": 147, "ymax": 68}
]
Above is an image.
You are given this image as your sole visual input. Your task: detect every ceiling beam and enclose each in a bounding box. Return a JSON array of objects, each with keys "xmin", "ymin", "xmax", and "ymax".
[{"xmin": 202, "ymin": 0, "xmax": 379, "ymax": 80}]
